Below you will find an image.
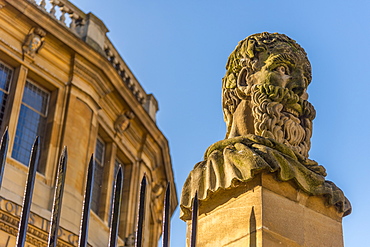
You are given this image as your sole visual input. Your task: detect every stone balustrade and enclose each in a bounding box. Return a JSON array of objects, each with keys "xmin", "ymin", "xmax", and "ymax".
[
  {"xmin": 28, "ymin": 0, "xmax": 149, "ymax": 109},
  {"xmin": 28, "ymin": 0, "xmax": 86, "ymax": 34}
]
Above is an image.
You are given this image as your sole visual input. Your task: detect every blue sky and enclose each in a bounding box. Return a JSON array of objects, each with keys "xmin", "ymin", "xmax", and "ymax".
[{"xmin": 73, "ymin": 1, "xmax": 370, "ymax": 246}]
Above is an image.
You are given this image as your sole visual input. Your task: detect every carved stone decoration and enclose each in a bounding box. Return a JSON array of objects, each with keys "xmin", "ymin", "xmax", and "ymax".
[
  {"xmin": 151, "ymin": 180, "xmax": 168, "ymax": 224},
  {"xmin": 180, "ymin": 32, "xmax": 351, "ymax": 220},
  {"xmin": 22, "ymin": 27, "xmax": 46, "ymax": 58},
  {"xmin": 152, "ymin": 182, "xmax": 165, "ymax": 198},
  {"xmin": 114, "ymin": 111, "xmax": 134, "ymax": 134},
  {"xmin": 0, "ymin": 0, "xmax": 6, "ymax": 9},
  {"xmin": 123, "ymin": 233, "xmax": 135, "ymax": 247}
]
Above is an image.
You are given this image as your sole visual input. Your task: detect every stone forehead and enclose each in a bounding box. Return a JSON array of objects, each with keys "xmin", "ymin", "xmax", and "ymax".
[{"xmin": 226, "ymin": 32, "xmax": 312, "ymax": 82}]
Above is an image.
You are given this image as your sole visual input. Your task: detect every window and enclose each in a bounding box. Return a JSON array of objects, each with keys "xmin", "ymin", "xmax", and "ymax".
[
  {"xmin": 92, "ymin": 136, "xmax": 127, "ymax": 223},
  {"xmin": 12, "ymin": 81, "xmax": 50, "ymax": 168},
  {"xmin": 91, "ymin": 137, "xmax": 105, "ymax": 214},
  {"xmin": 0, "ymin": 62, "xmax": 13, "ymax": 128}
]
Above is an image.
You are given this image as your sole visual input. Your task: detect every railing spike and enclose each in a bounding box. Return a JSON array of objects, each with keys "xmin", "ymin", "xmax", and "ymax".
[
  {"xmin": 162, "ymin": 182, "xmax": 171, "ymax": 247},
  {"xmin": 108, "ymin": 165, "xmax": 124, "ymax": 247},
  {"xmin": 16, "ymin": 137, "xmax": 40, "ymax": 247},
  {"xmin": 190, "ymin": 191, "xmax": 198, "ymax": 247},
  {"xmin": 0, "ymin": 127, "xmax": 9, "ymax": 189},
  {"xmin": 78, "ymin": 154, "xmax": 95, "ymax": 247},
  {"xmin": 135, "ymin": 174, "xmax": 147, "ymax": 247},
  {"xmin": 48, "ymin": 147, "xmax": 68, "ymax": 247}
]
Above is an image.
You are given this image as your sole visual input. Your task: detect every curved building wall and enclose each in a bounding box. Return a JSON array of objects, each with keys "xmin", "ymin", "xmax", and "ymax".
[{"xmin": 0, "ymin": 0, "xmax": 177, "ymax": 246}]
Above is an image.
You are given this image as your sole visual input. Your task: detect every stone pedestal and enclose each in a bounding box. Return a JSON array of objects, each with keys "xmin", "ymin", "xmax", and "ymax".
[{"xmin": 185, "ymin": 172, "xmax": 344, "ymax": 247}]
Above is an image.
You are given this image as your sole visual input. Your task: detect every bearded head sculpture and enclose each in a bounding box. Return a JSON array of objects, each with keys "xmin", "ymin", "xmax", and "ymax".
[{"xmin": 222, "ymin": 32, "xmax": 315, "ymax": 158}]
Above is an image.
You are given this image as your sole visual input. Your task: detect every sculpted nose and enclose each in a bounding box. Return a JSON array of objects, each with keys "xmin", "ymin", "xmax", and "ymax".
[
  {"xmin": 287, "ymin": 72, "xmax": 306, "ymax": 96},
  {"xmin": 280, "ymin": 74, "xmax": 291, "ymax": 88}
]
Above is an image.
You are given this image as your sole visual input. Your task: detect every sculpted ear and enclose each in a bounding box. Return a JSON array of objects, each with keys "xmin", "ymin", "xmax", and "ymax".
[
  {"xmin": 236, "ymin": 67, "xmax": 249, "ymax": 99},
  {"xmin": 237, "ymin": 67, "xmax": 247, "ymax": 87}
]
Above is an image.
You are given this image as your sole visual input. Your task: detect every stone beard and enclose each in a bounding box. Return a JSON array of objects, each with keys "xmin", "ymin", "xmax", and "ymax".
[{"xmin": 250, "ymin": 83, "xmax": 315, "ymax": 158}]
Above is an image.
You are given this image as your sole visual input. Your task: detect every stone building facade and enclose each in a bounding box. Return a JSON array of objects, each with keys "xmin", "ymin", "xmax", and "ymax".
[{"xmin": 0, "ymin": 0, "xmax": 177, "ymax": 246}]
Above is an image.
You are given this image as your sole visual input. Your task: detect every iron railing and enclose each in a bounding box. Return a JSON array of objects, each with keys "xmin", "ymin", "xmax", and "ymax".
[{"xmin": 0, "ymin": 129, "xmax": 199, "ymax": 246}]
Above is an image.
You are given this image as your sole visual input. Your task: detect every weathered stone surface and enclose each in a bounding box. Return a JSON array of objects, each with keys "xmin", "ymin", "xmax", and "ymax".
[
  {"xmin": 185, "ymin": 173, "xmax": 344, "ymax": 247},
  {"xmin": 180, "ymin": 33, "xmax": 351, "ymax": 221}
]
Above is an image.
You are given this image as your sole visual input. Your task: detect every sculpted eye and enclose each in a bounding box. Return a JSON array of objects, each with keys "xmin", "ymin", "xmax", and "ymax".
[{"xmin": 274, "ymin": 65, "xmax": 290, "ymax": 75}]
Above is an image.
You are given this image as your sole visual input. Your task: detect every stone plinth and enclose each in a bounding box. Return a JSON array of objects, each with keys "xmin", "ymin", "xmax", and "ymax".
[{"xmin": 185, "ymin": 172, "xmax": 344, "ymax": 247}]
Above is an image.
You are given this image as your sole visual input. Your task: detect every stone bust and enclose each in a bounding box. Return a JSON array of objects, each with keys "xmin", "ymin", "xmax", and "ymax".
[
  {"xmin": 180, "ymin": 32, "xmax": 351, "ymax": 220},
  {"xmin": 223, "ymin": 32, "xmax": 313, "ymax": 158}
]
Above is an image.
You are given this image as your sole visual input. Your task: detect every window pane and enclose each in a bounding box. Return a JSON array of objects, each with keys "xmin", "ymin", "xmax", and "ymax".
[
  {"xmin": 0, "ymin": 62, "xmax": 12, "ymax": 92},
  {"xmin": 95, "ymin": 139, "xmax": 105, "ymax": 167},
  {"xmin": 12, "ymin": 82, "xmax": 49, "ymax": 168},
  {"xmin": 91, "ymin": 138, "xmax": 105, "ymax": 214},
  {"xmin": 22, "ymin": 82, "xmax": 49, "ymax": 115},
  {"xmin": 0, "ymin": 62, "xmax": 12, "ymax": 127},
  {"xmin": 0, "ymin": 91, "xmax": 9, "ymax": 128}
]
